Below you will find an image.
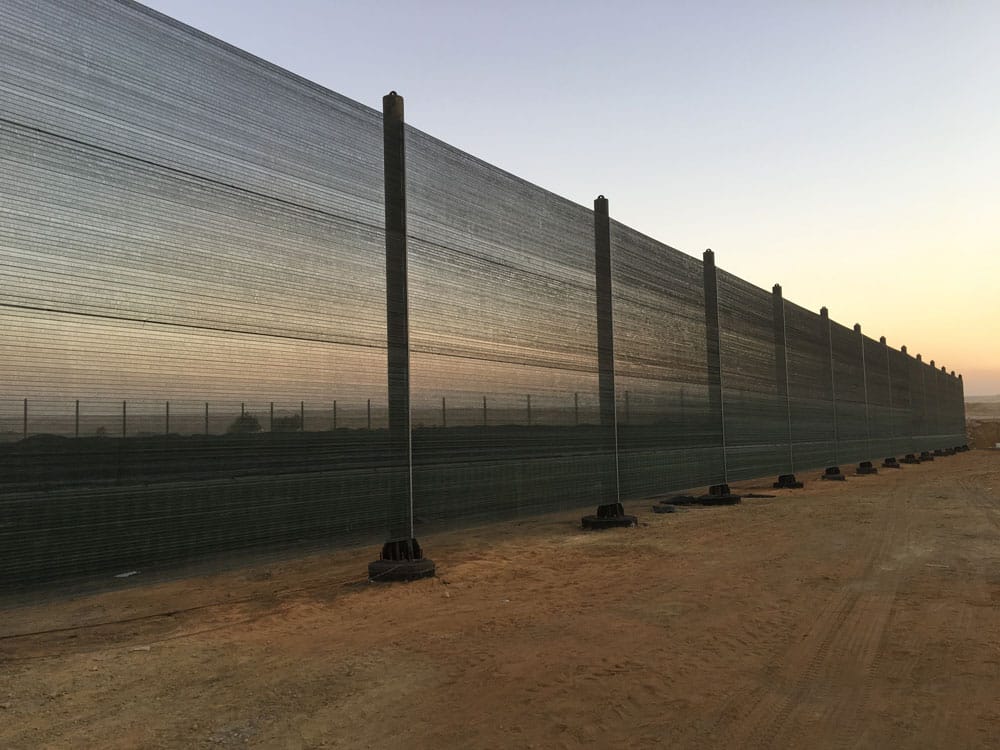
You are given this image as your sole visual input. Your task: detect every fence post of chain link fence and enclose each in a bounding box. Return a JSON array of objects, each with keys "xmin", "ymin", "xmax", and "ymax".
[
  {"xmin": 580, "ymin": 196, "xmax": 635, "ymax": 529},
  {"xmin": 367, "ymin": 91, "xmax": 434, "ymax": 581},
  {"xmin": 703, "ymin": 250, "xmax": 727, "ymax": 483}
]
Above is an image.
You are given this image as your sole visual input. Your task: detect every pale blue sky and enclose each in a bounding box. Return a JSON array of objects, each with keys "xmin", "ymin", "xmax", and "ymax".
[{"xmin": 143, "ymin": 0, "xmax": 1000, "ymax": 394}]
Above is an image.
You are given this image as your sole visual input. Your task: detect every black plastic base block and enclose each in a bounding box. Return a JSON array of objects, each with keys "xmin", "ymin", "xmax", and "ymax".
[
  {"xmin": 582, "ymin": 514, "xmax": 638, "ymax": 529},
  {"xmin": 902, "ymin": 454, "xmax": 921, "ymax": 464},
  {"xmin": 920, "ymin": 452, "xmax": 935, "ymax": 462},
  {"xmin": 882, "ymin": 457, "xmax": 902, "ymax": 469},
  {"xmin": 651, "ymin": 505, "xmax": 677, "ymax": 514},
  {"xmin": 582, "ymin": 502, "xmax": 637, "ymax": 529},
  {"xmin": 821, "ymin": 466, "xmax": 846, "ymax": 481},
  {"xmin": 773, "ymin": 474, "xmax": 805, "ymax": 489},
  {"xmin": 369, "ymin": 537, "xmax": 435, "ymax": 582},
  {"xmin": 368, "ymin": 558, "xmax": 436, "ymax": 582},
  {"xmin": 957, "ymin": 445, "xmax": 970, "ymax": 452},
  {"xmin": 856, "ymin": 461, "xmax": 879, "ymax": 475}
]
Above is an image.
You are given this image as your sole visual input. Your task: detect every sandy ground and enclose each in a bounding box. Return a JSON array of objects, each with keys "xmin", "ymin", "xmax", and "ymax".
[
  {"xmin": 968, "ymin": 418, "xmax": 1000, "ymax": 449},
  {"xmin": 2, "ymin": 451, "xmax": 999, "ymax": 749}
]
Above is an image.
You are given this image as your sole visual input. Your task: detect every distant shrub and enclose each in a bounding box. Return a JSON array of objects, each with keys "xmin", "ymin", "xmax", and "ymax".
[
  {"xmin": 227, "ymin": 414, "xmax": 262, "ymax": 434},
  {"xmin": 272, "ymin": 414, "xmax": 302, "ymax": 432}
]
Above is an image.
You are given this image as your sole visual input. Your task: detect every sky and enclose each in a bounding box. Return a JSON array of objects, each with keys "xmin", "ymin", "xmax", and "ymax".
[{"xmin": 142, "ymin": 0, "xmax": 1000, "ymax": 395}]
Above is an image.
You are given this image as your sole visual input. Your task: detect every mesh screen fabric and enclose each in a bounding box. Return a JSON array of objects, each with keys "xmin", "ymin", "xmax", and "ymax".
[
  {"xmin": 909, "ymin": 357, "xmax": 930, "ymax": 451},
  {"xmin": 782, "ymin": 301, "xmax": 837, "ymax": 470},
  {"xmin": 0, "ymin": 0, "xmax": 392, "ymax": 590},
  {"xmin": 716, "ymin": 270, "xmax": 788, "ymax": 480},
  {"xmin": 862, "ymin": 337, "xmax": 894, "ymax": 459},
  {"xmin": 610, "ymin": 225, "xmax": 722, "ymax": 495},
  {"xmin": 404, "ymin": 126, "xmax": 607, "ymax": 525},
  {"xmin": 0, "ymin": 0, "xmax": 969, "ymax": 594},
  {"xmin": 830, "ymin": 322, "xmax": 870, "ymax": 465},
  {"xmin": 929, "ymin": 365, "xmax": 965, "ymax": 448},
  {"xmin": 887, "ymin": 347, "xmax": 915, "ymax": 454}
]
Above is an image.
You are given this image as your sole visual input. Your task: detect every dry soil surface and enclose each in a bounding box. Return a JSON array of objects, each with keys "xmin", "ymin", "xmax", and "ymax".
[{"xmin": 2, "ymin": 452, "xmax": 1000, "ymax": 749}]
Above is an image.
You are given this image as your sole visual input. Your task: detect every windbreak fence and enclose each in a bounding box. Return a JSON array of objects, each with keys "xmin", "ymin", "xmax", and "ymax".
[{"xmin": 0, "ymin": 0, "xmax": 967, "ymax": 593}]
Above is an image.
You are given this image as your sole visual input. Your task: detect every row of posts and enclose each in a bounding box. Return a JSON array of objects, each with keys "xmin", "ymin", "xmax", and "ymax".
[
  {"xmin": 15, "ymin": 398, "xmax": 378, "ymax": 439},
  {"xmin": 704, "ymin": 251, "xmax": 963, "ymax": 478},
  {"xmin": 14, "ymin": 393, "xmax": 642, "ymax": 439}
]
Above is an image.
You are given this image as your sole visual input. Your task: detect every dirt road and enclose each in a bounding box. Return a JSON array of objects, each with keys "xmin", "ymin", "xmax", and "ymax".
[{"xmin": 2, "ymin": 452, "xmax": 999, "ymax": 748}]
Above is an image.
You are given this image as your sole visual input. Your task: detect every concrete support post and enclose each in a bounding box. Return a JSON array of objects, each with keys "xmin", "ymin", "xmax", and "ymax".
[
  {"xmin": 368, "ymin": 91, "xmax": 433, "ymax": 580},
  {"xmin": 703, "ymin": 250, "xmax": 727, "ymax": 481},
  {"xmin": 820, "ymin": 307, "xmax": 838, "ymax": 465},
  {"xmin": 855, "ymin": 324, "xmax": 872, "ymax": 457},
  {"xmin": 772, "ymin": 284, "xmax": 794, "ymax": 472},
  {"xmin": 581, "ymin": 195, "xmax": 633, "ymax": 529},
  {"xmin": 595, "ymin": 196, "xmax": 616, "ymax": 432},
  {"xmin": 882, "ymin": 337, "xmax": 894, "ymax": 446},
  {"xmin": 959, "ymin": 374, "xmax": 966, "ymax": 443},
  {"xmin": 384, "ymin": 90, "xmax": 411, "ymax": 540}
]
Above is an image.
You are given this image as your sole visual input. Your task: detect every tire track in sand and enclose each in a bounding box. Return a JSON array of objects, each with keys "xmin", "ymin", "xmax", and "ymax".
[{"xmin": 716, "ymin": 478, "xmax": 907, "ymax": 749}]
